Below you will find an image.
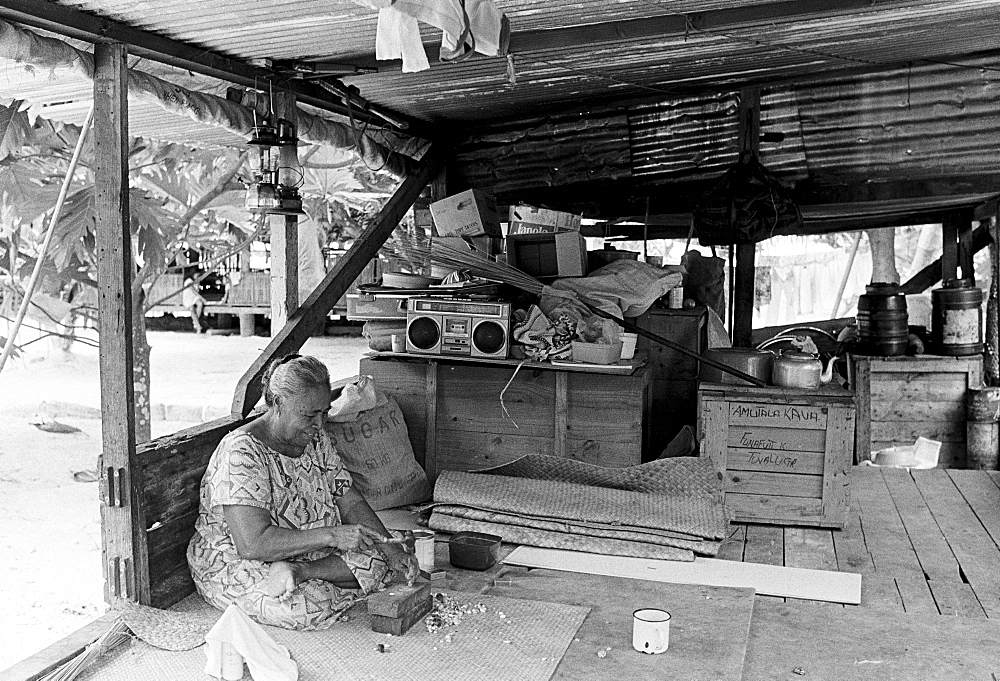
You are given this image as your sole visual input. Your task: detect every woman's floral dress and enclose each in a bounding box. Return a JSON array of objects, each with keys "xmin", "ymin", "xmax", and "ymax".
[{"xmin": 187, "ymin": 430, "xmax": 391, "ymax": 630}]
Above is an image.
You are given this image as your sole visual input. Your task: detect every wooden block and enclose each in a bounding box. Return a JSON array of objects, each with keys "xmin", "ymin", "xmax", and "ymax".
[
  {"xmin": 367, "ymin": 583, "xmax": 431, "ymax": 619},
  {"xmin": 370, "ymin": 593, "xmax": 433, "ymax": 635}
]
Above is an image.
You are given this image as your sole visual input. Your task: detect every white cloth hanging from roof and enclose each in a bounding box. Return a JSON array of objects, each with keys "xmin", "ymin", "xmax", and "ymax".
[{"xmin": 374, "ymin": 0, "xmax": 509, "ymax": 73}]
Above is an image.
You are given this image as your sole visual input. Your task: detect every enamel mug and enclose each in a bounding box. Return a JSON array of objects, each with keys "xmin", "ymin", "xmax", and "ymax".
[{"xmin": 632, "ymin": 608, "xmax": 670, "ymax": 654}]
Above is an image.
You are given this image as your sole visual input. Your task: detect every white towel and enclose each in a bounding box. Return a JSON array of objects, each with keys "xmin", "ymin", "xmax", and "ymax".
[
  {"xmin": 376, "ymin": 6, "xmax": 430, "ymax": 73},
  {"xmin": 204, "ymin": 605, "xmax": 298, "ymax": 681}
]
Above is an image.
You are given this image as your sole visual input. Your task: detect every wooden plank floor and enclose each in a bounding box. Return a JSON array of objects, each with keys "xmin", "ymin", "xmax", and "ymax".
[{"xmin": 719, "ymin": 466, "xmax": 1000, "ymax": 618}]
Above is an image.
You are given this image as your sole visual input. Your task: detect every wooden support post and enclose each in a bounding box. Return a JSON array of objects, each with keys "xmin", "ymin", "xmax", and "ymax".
[
  {"xmin": 987, "ymin": 212, "xmax": 1000, "ymax": 386},
  {"xmin": 942, "ymin": 213, "xmax": 960, "ymax": 282},
  {"xmin": 269, "ymin": 92, "xmax": 299, "ymax": 335},
  {"xmin": 554, "ymin": 371, "xmax": 568, "ymax": 459},
  {"xmin": 733, "ymin": 88, "xmax": 760, "ymax": 348},
  {"xmin": 94, "ymin": 42, "xmax": 149, "ymax": 606},
  {"xmin": 270, "ymin": 214, "xmax": 298, "ymax": 335},
  {"xmin": 957, "ymin": 209, "xmax": 975, "ymax": 281},
  {"xmin": 424, "ymin": 361, "xmax": 438, "ymax": 482},
  {"xmin": 233, "ymin": 145, "xmax": 448, "ymax": 415}
]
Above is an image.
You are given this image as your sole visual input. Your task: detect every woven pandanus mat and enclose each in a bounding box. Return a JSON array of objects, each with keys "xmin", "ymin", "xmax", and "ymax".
[
  {"xmin": 430, "ymin": 512, "xmax": 695, "ymax": 562},
  {"xmin": 432, "ymin": 505, "xmax": 720, "ymax": 556},
  {"xmin": 78, "ymin": 592, "xmax": 589, "ymax": 681},
  {"xmin": 476, "ymin": 454, "xmax": 723, "ymax": 499},
  {"xmin": 434, "ymin": 471, "xmax": 728, "ymax": 540}
]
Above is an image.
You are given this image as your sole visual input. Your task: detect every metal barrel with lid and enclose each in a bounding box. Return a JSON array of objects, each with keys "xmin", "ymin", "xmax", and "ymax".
[
  {"xmin": 856, "ymin": 282, "xmax": 908, "ymax": 356},
  {"xmin": 931, "ymin": 277, "xmax": 983, "ymax": 356}
]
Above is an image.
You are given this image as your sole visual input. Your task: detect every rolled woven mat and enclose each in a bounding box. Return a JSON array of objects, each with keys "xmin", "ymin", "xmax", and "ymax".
[
  {"xmin": 429, "ymin": 512, "xmax": 695, "ymax": 561},
  {"xmin": 432, "ymin": 504, "xmax": 721, "ymax": 556},
  {"xmin": 434, "ymin": 470, "xmax": 729, "ymax": 540},
  {"xmin": 475, "ymin": 454, "xmax": 723, "ymax": 500},
  {"xmin": 115, "ymin": 601, "xmax": 217, "ymax": 651}
]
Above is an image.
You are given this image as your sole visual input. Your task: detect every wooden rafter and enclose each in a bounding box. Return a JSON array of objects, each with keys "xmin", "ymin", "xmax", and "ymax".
[{"xmin": 232, "ymin": 144, "xmax": 448, "ymax": 416}]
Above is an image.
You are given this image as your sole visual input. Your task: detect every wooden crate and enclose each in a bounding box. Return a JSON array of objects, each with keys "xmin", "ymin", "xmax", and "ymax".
[
  {"xmin": 697, "ymin": 383, "xmax": 855, "ymax": 528},
  {"xmin": 361, "ymin": 355, "xmax": 650, "ymax": 480},
  {"xmin": 852, "ymin": 354, "xmax": 982, "ymax": 468}
]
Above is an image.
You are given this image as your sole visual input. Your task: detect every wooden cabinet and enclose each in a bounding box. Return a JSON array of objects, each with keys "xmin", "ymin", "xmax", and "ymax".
[
  {"xmin": 633, "ymin": 306, "xmax": 708, "ymax": 459},
  {"xmin": 697, "ymin": 383, "xmax": 855, "ymax": 528},
  {"xmin": 360, "ymin": 355, "xmax": 650, "ymax": 481}
]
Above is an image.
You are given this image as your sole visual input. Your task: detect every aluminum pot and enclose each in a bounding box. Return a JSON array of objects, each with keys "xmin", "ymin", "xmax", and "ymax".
[{"xmin": 700, "ymin": 347, "xmax": 773, "ymax": 385}]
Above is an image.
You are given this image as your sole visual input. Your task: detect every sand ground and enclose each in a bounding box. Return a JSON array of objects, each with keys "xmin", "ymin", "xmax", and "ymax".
[{"xmin": 0, "ymin": 329, "xmax": 369, "ymax": 671}]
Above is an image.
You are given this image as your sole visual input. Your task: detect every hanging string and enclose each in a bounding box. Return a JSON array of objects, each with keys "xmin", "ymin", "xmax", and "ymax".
[{"xmin": 498, "ymin": 360, "xmax": 528, "ymax": 428}]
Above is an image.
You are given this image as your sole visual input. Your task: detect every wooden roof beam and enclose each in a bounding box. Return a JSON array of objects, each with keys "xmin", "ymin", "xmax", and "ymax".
[{"xmin": 0, "ymin": 0, "xmax": 434, "ymax": 139}]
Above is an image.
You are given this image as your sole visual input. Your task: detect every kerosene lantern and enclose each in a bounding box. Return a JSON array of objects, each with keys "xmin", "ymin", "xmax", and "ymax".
[
  {"xmin": 244, "ymin": 117, "xmax": 304, "ymax": 215},
  {"xmin": 244, "ymin": 117, "xmax": 280, "ymax": 212}
]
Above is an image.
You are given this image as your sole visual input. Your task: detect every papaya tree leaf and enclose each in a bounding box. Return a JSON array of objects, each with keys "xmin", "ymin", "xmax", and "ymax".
[{"xmin": 0, "ymin": 100, "xmax": 31, "ymax": 163}]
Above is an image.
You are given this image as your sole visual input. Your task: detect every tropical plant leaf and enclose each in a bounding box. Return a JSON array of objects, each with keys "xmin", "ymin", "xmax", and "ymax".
[{"xmin": 0, "ymin": 100, "xmax": 31, "ymax": 163}]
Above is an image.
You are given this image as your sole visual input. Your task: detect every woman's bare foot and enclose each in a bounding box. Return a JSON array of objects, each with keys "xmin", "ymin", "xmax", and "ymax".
[{"xmin": 266, "ymin": 561, "xmax": 300, "ymax": 601}]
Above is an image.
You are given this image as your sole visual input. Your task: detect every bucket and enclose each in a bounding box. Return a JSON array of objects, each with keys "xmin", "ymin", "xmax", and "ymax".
[
  {"xmin": 932, "ymin": 278, "xmax": 983, "ymax": 356},
  {"xmin": 856, "ymin": 283, "xmax": 908, "ymax": 356},
  {"xmin": 967, "ymin": 386, "xmax": 1000, "ymax": 422},
  {"xmin": 966, "ymin": 422, "xmax": 999, "ymax": 470}
]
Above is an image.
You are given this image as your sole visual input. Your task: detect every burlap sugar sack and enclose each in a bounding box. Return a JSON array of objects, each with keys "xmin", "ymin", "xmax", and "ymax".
[{"xmin": 325, "ymin": 391, "xmax": 431, "ymax": 510}]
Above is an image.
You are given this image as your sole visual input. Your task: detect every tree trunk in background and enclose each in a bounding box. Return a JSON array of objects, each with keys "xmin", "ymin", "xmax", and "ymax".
[
  {"xmin": 867, "ymin": 228, "xmax": 900, "ymax": 284},
  {"xmin": 132, "ymin": 290, "xmax": 152, "ymax": 443}
]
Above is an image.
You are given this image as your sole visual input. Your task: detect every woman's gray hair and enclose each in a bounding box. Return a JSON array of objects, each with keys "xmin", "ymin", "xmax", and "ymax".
[{"xmin": 262, "ymin": 354, "xmax": 330, "ymax": 407}]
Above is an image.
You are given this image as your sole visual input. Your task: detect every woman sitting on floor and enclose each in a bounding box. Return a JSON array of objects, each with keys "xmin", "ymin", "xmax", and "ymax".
[{"xmin": 187, "ymin": 354, "xmax": 419, "ymax": 630}]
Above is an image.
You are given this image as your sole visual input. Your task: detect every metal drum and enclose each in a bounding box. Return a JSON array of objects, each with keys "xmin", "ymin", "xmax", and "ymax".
[
  {"xmin": 932, "ymin": 278, "xmax": 983, "ymax": 356},
  {"xmin": 856, "ymin": 282, "xmax": 908, "ymax": 356}
]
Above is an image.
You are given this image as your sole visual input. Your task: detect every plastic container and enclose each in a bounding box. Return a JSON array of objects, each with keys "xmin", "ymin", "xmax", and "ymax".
[
  {"xmin": 620, "ymin": 333, "xmax": 638, "ymax": 360},
  {"xmin": 571, "ymin": 341, "xmax": 623, "ymax": 365},
  {"xmin": 449, "ymin": 531, "xmax": 502, "ymax": 571},
  {"xmin": 857, "ymin": 282, "xmax": 908, "ymax": 356},
  {"xmin": 932, "ymin": 278, "xmax": 983, "ymax": 356}
]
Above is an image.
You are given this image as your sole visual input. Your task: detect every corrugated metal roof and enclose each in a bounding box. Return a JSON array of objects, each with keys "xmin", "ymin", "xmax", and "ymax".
[{"xmin": 4, "ymin": 0, "xmax": 1000, "ymax": 221}]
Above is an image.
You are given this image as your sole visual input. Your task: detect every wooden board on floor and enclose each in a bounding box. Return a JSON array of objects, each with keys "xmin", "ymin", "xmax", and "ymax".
[
  {"xmin": 880, "ymin": 468, "xmax": 961, "ymax": 583},
  {"xmin": 490, "ymin": 568, "xmax": 755, "ymax": 681},
  {"xmin": 911, "ymin": 469, "xmax": 1000, "ymax": 618},
  {"xmin": 503, "ymin": 546, "xmax": 861, "ymax": 604},
  {"xmin": 742, "ymin": 599, "xmax": 1000, "ymax": 680},
  {"xmin": 849, "ymin": 467, "xmax": 937, "ymax": 614}
]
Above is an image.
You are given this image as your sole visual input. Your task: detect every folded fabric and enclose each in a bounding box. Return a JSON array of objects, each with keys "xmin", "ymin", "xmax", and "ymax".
[{"xmin": 205, "ymin": 604, "xmax": 298, "ymax": 681}]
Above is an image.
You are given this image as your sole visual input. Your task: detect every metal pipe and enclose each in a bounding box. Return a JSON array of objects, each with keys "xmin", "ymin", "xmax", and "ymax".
[
  {"xmin": 0, "ymin": 102, "xmax": 94, "ymax": 376},
  {"xmin": 583, "ymin": 302, "xmax": 768, "ymax": 387}
]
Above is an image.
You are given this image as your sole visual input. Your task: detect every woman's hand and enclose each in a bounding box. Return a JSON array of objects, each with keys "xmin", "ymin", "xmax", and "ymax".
[
  {"xmin": 385, "ymin": 550, "xmax": 420, "ymax": 586},
  {"xmin": 320, "ymin": 524, "xmax": 385, "ymax": 553}
]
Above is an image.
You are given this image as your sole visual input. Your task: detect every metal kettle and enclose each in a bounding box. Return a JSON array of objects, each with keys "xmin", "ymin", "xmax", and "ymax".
[{"xmin": 771, "ymin": 350, "xmax": 835, "ymax": 389}]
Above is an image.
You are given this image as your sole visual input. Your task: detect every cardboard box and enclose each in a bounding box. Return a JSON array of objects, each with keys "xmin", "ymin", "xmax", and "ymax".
[
  {"xmin": 429, "ymin": 189, "xmax": 502, "ymax": 237},
  {"xmin": 507, "ymin": 204, "xmax": 582, "ymax": 235},
  {"xmin": 434, "ymin": 236, "xmax": 503, "ymax": 260},
  {"xmin": 505, "ymin": 231, "xmax": 587, "ymax": 279}
]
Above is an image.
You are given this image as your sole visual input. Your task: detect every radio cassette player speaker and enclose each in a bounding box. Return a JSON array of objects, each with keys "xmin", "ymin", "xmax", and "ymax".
[{"xmin": 406, "ymin": 298, "xmax": 511, "ymax": 359}]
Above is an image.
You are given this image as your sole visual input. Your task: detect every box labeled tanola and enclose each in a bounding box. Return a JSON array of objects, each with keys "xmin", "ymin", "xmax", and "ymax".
[
  {"xmin": 430, "ymin": 189, "xmax": 502, "ymax": 237},
  {"xmin": 507, "ymin": 203, "xmax": 582, "ymax": 235}
]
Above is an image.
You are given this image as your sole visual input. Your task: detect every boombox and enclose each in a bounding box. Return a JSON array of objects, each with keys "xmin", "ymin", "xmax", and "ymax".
[{"xmin": 406, "ymin": 297, "xmax": 511, "ymax": 359}]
